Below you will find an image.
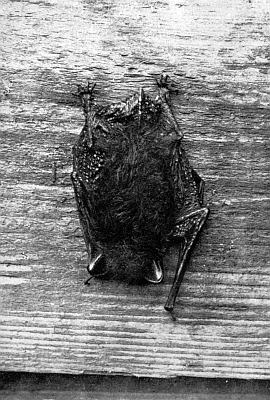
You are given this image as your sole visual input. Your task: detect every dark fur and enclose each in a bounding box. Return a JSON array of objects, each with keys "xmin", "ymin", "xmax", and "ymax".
[
  {"xmin": 87, "ymin": 113, "xmax": 175, "ymax": 282},
  {"xmin": 72, "ymin": 81, "xmax": 179, "ymax": 283}
]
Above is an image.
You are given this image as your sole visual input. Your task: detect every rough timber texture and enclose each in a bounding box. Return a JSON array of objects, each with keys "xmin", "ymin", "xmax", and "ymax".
[{"xmin": 0, "ymin": 0, "xmax": 269, "ymax": 379}]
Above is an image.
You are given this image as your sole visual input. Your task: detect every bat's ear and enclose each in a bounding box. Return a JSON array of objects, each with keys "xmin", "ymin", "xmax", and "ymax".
[
  {"xmin": 87, "ymin": 252, "xmax": 108, "ymax": 277},
  {"xmin": 144, "ymin": 259, "xmax": 163, "ymax": 284}
]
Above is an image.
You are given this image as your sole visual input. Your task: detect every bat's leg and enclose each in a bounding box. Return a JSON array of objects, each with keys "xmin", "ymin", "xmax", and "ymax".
[
  {"xmin": 192, "ymin": 169, "xmax": 205, "ymax": 206},
  {"xmin": 71, "ymin": 172, "xmax": 108, "ymax": 282},
  {"xmin": 165, "ymin": 207, "xmax": 209, "ymax": 312}
]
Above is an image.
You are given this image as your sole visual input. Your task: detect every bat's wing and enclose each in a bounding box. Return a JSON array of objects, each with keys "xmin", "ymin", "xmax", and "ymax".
[
  {"xmin": 165, "ymin": 141, "xmax": 209, "ymax": 312},
  {"xmin": 71, "ymin": 142, "xmax": 108, "ymax": 281}
]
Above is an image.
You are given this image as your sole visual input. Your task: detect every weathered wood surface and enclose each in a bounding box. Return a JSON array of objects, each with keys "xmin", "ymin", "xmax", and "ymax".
[{"xmin": 0, "ymin": 0, "xmax": 269, "ymax": 379}]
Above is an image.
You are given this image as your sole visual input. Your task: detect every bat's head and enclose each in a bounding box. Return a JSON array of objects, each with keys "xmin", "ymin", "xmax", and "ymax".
[{"xmin": 87, "ymin": 242, "xmax": 163, "ymax": 284}]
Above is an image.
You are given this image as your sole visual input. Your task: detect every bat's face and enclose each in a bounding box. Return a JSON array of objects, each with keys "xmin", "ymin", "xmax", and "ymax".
[{"xmin": 87, "ymin": 242, "xmax": 163, "ymax": 284}]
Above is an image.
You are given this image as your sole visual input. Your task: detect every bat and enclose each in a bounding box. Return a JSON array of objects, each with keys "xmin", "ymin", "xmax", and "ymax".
[{"xmin": 71, "ymin": 74, "xmax": 209, "ymax": 312}]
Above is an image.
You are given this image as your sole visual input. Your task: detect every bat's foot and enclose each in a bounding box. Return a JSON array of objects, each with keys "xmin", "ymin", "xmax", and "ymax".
[
  {"xmin": 156, "ymin": 73, "xmax": 170, "ymax": 89},
  {"xmin": 77, "ymin": 82, "xmax": 96, "ymax": 97},
  {"xmin": 144, "ymin": 259, "xmax": 163, "ymax": 284},
  {"xmin": 156, "ymin": 74, "xmax": 179, "ymax": 94},
  {"xmin": 76, "ymin": 82, "xmax": 96, "ymax": 110}
]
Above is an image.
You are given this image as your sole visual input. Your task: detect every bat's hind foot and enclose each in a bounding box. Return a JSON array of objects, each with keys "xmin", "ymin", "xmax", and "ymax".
[{"xmin": 156, "ymin": 74, "xmax": 179, "ymax": 94}]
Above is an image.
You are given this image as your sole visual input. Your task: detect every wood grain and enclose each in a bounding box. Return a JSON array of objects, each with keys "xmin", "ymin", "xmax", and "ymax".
[{"xmin": 0, "ymin": 0, "xmax": 269, "ymax": 379}]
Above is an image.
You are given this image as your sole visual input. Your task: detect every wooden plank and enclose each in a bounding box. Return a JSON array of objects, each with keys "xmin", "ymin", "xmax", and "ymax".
[
  {"xmin": 0, "ymin": 0, "xmax": 269, "ymax": 379},
  {"xmin": 1, "ymin": 373, "xmax": 270, "ymax": 400}
]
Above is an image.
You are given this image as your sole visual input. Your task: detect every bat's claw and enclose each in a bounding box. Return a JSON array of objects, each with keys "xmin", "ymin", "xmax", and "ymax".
[
  {"xmin": 156, "ymin": 74, "xmax": 179, "ymax": 95},
  {"xmin": 77, "ymin": 82, "xmax": 96, "ymax": 102}
]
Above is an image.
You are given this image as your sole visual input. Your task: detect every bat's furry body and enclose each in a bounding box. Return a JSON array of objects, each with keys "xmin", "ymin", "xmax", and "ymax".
[{"xmin": 71, "ymin": 75, "xmax": 209, "ymax": 311}]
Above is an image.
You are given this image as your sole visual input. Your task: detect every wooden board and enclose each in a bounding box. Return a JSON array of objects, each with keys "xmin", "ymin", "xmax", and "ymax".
[
  {"xmin": 1, "ymin": 373, "xmax": 270, "ymax": 400},
  {"xmin": 0, "ymin": 0, "xmax": 269, "ymax": 379}
]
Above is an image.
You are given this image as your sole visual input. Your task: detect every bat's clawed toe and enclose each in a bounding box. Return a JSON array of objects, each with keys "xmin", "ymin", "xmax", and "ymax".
[{"xmin": 156, "ymin": 74, "xmax": 179, "ymax": 94}]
